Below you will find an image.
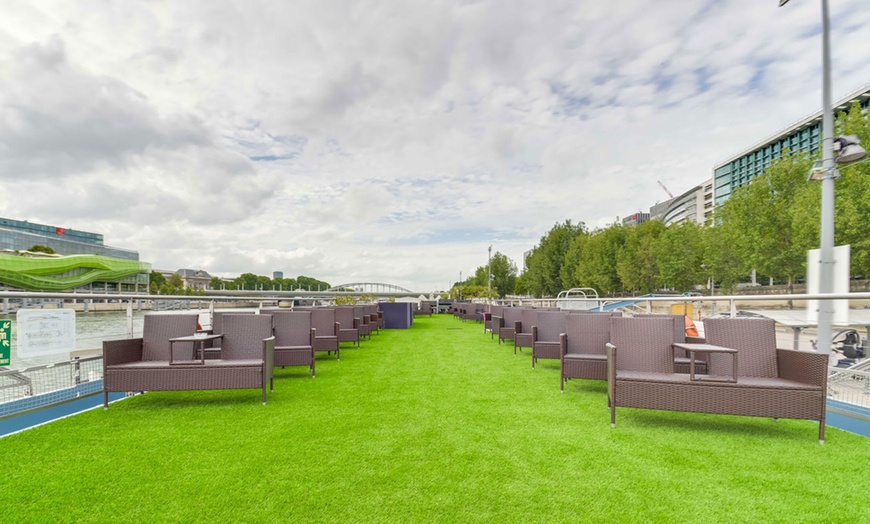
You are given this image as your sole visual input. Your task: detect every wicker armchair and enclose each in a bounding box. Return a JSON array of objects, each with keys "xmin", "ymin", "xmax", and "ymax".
[
  {"xmin": 311, "ymin": 308, "xmax": 340, "ymax": 360},
  {"xmin": 485, "ymin": 305, "xmax": 504, "ymax": 334},
  {"xmin": 497, "ymin": 307, "xmax": 523, "ymax": 345},
  {"xmin": 334, "ymin": 307, "xmax": 360, "ymax": 348},
  {"xmin": 271, "ymin": 311, "xmax": 316, "ymax": 377},
  {"xmin": 353, "ymin": 305, "xmax": 373, "ymax": 340},
  {"xmin": 531, "ymin": 311, "xmax": 567, "ymax": 369},
  {"xmin": 514, "ymin": 309, "xmax": 537, "ymax": 355}
]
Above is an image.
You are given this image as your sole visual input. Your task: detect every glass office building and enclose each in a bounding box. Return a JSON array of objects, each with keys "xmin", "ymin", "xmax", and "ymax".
[
  {"xmin": 713, "ymin": 84, "xmax": 870, "ymax": 207},
  {"xmin": 0, "ymin": 217, "xmax": 148, "ymax": 291}
]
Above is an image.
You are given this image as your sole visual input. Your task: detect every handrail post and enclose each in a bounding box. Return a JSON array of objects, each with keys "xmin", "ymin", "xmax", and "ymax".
[
  {"xmin": 730, "ymin": 299, "xmax": 736, "ymax": 318},
  {"xmin": 126, "ymin": 300, "xmax": 134, "ymax": 337}
]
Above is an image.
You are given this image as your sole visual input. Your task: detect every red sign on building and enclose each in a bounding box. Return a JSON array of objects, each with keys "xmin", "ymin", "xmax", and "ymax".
[{"xmin": 56, "ymin": 227, "xmax": 65, "ymax": 235}]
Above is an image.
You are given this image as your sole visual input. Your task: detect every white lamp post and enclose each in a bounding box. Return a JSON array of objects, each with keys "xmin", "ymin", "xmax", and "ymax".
[{"xmin": 780, "ymin": 0, "xmax": 867, "ymax": 354}]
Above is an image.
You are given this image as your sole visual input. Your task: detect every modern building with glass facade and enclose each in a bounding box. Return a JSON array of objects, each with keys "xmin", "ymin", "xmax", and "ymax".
[
  {"xmin": 0, "ymin": 217, "xmax": 149, "ymax": 291},
  {"xmin": 713, "ymin": 83, "xmax": 870, "ymax": 207}
]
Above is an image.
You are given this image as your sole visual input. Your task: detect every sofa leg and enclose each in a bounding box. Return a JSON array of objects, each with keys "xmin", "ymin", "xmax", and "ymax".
[{"xmin": 103, "ymin": 391, "xmax": 108, "ymax": 409}]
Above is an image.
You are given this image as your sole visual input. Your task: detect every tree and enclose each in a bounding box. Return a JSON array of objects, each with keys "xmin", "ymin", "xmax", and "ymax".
[
  {"xmin": 489, "ymin": 252, "xmax": 518, "ymax": 298},
  {"xmin": 166, "ymin": 274, "xmax": 184, "ymax": 294},
  {"xmin": 616, "ymin": 220, "xmax": 666, "ymax": 294},
  {"xmin": 572, "ymin": 224, "xmax": 627, "ymax": 295},
  {"xmin": 468, "ymin": 252, "xmax": 518, "ymax": 298},
  {"xmin": 716, "ymin": 153, "xmax": 815, "ymax": 293},
  {"xmin": 522, "ymin": 220, "xmax": 587, "ymax": 297},
  {"xmin": 655, "ymin": 221, "xmax": 704, "ymax": 293},
  {"xmin": 28, "ymin": 244, "xmax": 56, "ymax": 254},
  {"xmin": 234, "ymin": 273, "xmax": 260, "ymax": 291},
  {"xmin": 700, "ymin": 222, "xmax": 744, "ymax": 295}
]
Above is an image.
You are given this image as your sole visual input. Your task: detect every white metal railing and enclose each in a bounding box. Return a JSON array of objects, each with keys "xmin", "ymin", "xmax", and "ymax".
[{"xmin": 2, "ymin": 290, "xmax": 870, "ymax": 415}]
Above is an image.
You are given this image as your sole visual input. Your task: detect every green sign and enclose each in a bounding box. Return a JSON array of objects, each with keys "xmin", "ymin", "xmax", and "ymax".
[{"xmin": 0, "ymin": 319, "xmax": 10, "ymax": 366}]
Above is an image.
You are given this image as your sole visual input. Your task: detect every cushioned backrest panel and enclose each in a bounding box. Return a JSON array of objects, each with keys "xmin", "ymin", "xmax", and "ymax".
[
  {"xmin": 609, "ymin": 317, "xmax": 676, "ymax": 373},
  {"xmin": 142, "ymin": 314, "xmax": 199, "ymax": 361}
]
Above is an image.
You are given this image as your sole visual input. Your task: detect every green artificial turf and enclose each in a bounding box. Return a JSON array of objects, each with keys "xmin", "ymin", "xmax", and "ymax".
[{"xmin": 2, "ymin": 314, "xmax": 868, "ymax": 523}]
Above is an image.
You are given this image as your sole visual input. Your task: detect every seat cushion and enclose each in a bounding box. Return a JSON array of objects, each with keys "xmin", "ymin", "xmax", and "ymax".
[{"xmin": 564, "ymin": 353, "xmax": 606, "ymax": 362}]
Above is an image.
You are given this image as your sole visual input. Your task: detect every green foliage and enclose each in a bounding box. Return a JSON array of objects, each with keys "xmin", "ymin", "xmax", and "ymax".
[
  {"xmin": 150, "ymin": 272, "xmax": 166, "ymax": 288},
  {"xmin": 232, "ymin": 273, "xmax": 259, "ymax": 290},
  {"xmin": 27, "ymin": 244, "xmax": 56, "ymax": 254},
  {"xmin": 523, "ymin": 220, "xmax": 587, "ymax": 297},
  {"xmin": 716, "ymin": 153, "xmax": 815, "ymax": 291},
  {"xmin": 571, "ymin": 224, "xmax": 626, "ymax": 295},
  {"xmin": 467, "ymin": 252, "xmax": 518, "ymax": 298},
  {"xmin": 335, "ymin": 295, "xmax": 357, "ymax": 305},
  {"xmin": 655, "ymin": 221, "xmax": 704, "ymax": 293},
  {"xmin": 208, "ymin": 276, "xmax": 224, "ymax": 290},
  {"xmin": 616, "ymin": 220, "xmax": 666, "ymax": 294},
  {"xmin": 359, "ymin": 293, "xmax": 377, "ymax": 304}
]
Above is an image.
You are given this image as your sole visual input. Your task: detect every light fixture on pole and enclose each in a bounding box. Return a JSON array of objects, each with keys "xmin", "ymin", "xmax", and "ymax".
[{"xmin": 780, "ymin": 0, "xmax": 867, "ymax": 354}]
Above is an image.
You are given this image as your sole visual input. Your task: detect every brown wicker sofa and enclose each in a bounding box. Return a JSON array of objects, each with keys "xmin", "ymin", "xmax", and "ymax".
[
  {"xmin": 102, "ymin": 313, "xmax": 275, "ymax": 408},
  {"xmin": 606, "ymin": 316, "xmax": 828, "ymax": 442}
]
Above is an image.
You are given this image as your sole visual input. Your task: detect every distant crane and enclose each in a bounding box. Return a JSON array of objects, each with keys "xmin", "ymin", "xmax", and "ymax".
[{"xmin": 657, "ymin": 180, "xmax": 675, "ymax": 200}]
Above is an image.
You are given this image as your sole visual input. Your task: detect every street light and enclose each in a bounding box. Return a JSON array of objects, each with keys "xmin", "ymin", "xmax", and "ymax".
[
  {"xmin": 700, "ymin": 264, "xmax": 714, "ymax": 296},
  {"xmin": 781, "ymin": 0, "xmax": 868, "ymax": 354},
  {"xmin": 487, "ymin": 245, "xmax": 492, "ymax": 301}
]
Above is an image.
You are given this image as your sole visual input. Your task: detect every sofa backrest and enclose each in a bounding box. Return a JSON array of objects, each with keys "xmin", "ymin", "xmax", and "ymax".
[
  {"xmin": 610, "ymin": 317, "xmax": 676, "ymax": 373},
  {"xmin": 703, "ymin": 317, "xmax": 779, "ymax": 378},
  {"xmin": 141, "ymin": 314, "xmax": 200, "ymax": 361},
  {"xmin": 221, "ymin": 314, "xmax": 273, "ymax": 360},
  {"xmin": 565, "ymin": 313, "xmax": 612, "ymax": 356},
  {"xmin": 271, "ymin": 311, "xmax": 312, "ymax": 347}
]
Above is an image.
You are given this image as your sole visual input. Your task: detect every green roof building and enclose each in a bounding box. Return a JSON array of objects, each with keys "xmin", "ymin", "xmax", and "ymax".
[{"xmin": 0, "ymin": 217, "xmax": 149, "ymax": 292}]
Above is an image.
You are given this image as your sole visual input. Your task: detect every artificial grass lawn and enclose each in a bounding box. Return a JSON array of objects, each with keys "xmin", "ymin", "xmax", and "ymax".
[{"xmin": 2, "ymin": 314, "xmax": 868, "ymax": 523}]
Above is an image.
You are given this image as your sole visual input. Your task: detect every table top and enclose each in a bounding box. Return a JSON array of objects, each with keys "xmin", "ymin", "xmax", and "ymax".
[
  {"xmin": 169, "ymin": 333, "xmax": 223, "ymax": 342},
  {"xmin": 673, "ymin": 342, "xmax": 736, "ymax": 353}
]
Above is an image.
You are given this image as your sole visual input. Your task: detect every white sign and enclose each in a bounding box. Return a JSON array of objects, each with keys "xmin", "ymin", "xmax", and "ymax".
[{"xmin": 16, "ymin": 309, "xmax": 76, "ymax": 357}]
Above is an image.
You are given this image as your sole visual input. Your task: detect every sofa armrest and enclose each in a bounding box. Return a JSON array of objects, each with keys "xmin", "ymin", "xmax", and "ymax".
[
  {"xmin": 777, "ymin": 348, "xmax": 828, "ymax": 388},
  {"xmin": 103, "ymin": 338, "xmax": 144, "ymax": 366},
  {"xmin": 531, "ymin": 325, "xmax": 538, "ymax": 343},
  {"xmin": 263, "ymin": 336, "xmax": 275, "ymax": 380},
  {"xmin": 559, "ymin": 333, "xmax": 567, "ymax": 359},
  {"xmin": 606, "ymin": 343, "xmax": 617, "ymax": 401}
]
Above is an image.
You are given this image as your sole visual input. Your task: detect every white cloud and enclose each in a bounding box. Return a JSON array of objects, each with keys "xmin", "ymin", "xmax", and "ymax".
[{"xmin": 1, "ymin": 0, "xmax": 869, "ymax": 291}]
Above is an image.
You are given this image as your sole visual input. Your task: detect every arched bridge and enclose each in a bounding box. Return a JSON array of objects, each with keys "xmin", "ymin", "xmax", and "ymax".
[{"xmin": 328, "ymin": 282, "xmax": 414, "ymax": 293}]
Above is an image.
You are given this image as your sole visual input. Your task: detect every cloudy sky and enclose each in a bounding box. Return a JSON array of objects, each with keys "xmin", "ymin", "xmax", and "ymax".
[{"xmin": 1, "ymin": 1, "xmax": 869, "ymax": 292}]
